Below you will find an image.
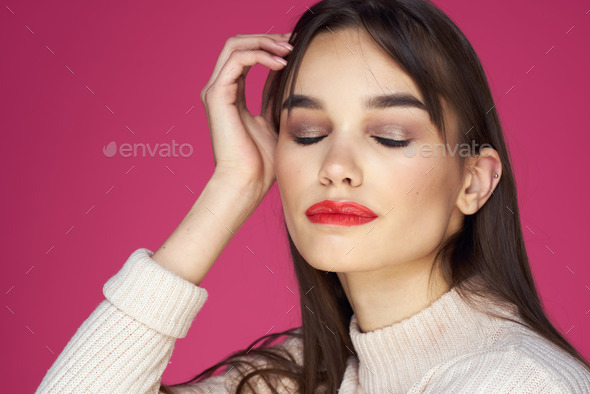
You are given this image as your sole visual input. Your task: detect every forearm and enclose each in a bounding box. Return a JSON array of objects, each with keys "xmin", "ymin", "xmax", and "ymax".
[
  {"xmin": 151, "ymin": 173, "xmax": 263, "ymax": 286},
  {"xmin": 37, "ymin": 249, "xmax": 209, "ymax": 393}
]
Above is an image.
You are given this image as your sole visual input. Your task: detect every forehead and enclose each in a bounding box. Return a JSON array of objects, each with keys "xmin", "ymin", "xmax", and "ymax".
[{"xmin": 289, "ymin": 27, "xmax": 424, "ymax": 106}]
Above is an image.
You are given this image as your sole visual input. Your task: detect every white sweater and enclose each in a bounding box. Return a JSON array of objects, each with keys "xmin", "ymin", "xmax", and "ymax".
[{"xmin": 36, "ymin": 248, "xmax": 590, "ymax": 393}]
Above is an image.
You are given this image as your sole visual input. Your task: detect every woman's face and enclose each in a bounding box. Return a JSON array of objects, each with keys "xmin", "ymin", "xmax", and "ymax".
[{"xmin": 275, "ymin": 27, "xmax": 465, "ymax": 273}]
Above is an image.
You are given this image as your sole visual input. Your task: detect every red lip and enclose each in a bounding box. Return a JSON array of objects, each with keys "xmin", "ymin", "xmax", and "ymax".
[{"xmin": 305, "ymin": 200, "xmax": 377, "ymax": 226}]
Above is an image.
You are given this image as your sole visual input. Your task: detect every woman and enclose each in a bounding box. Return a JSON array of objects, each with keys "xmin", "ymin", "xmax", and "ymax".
[{"xmin": 37, "ymin": 0, "xmax": 590, "ymax": 392}]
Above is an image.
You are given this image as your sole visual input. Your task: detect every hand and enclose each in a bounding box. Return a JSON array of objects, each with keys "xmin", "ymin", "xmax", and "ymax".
[{"xmin": 200, "ymin": 33, "xmax": 292, "ymax": 200}]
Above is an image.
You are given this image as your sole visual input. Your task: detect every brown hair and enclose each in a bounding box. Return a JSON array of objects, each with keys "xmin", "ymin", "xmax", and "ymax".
[{"xmin": 161, "ymin": 0, "xmax": 590, "ymax": 392}]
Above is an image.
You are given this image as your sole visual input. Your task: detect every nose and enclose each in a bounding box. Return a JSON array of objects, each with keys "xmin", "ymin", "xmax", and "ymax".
[{"xmin": 318, "ymin": 135, "xmax": 363, "ymax": 188}]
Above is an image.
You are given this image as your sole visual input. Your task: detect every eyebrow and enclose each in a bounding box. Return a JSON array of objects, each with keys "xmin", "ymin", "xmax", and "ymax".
[{"xmin": 281, "ymin": 93, "xmax": 428, "ymax": 112}]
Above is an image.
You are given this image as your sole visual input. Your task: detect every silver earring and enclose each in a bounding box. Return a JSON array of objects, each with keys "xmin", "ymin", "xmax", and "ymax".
[{"xmin": 493, "ymin": 173, "xmax": 499, "ymax": 178}]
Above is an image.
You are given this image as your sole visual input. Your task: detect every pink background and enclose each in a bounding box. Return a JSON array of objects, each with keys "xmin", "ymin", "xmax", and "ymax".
[{"xmin": 1, "ymin": 0, "xmax": 589, "ymax": 391}]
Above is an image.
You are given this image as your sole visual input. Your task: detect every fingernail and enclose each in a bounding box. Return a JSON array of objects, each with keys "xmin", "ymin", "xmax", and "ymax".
[
  {"xmin": 283, "ymin": 32, "xmax": 292, "ymax": 37},
  {"xmin": 277, "ymin": 42, "xmax": 294, "ymax": 51},
  {"xmin": 272, "ymin": 56, "xmax": 287, "ymax": 66}
]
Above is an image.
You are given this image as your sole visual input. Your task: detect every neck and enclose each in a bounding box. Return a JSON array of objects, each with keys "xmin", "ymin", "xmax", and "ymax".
[{"xmin": 337, "ymin": 254, "xmax": 451, "ymax": 333}]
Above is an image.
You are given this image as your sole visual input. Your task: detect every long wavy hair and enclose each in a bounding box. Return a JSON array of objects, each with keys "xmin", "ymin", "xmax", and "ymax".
[{"xmin": 160, "ymin": 0, "xmax": 590, "ymax": 392}]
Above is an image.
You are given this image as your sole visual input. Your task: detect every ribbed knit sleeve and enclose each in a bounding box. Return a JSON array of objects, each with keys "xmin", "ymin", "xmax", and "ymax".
[{"xmin": 36, "ymin": 248, "xmax": 210, "ymax": 393}]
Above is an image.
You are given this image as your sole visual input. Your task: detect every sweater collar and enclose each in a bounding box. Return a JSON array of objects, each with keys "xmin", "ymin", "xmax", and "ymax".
[{"xmin": 347, "ymin": 286, "xmax": 523, "ymax": 392}]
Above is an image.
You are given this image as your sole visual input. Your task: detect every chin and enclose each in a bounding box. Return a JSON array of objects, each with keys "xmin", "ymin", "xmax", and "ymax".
[{"xmin": 301, "ymin": 252, "xmax": 364, "ymax": 273}]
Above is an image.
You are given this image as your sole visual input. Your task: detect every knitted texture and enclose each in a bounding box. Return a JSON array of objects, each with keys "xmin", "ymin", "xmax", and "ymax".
[{"xmin": 37, "ymin": 248, "xmax": 590, "ymax": 393}]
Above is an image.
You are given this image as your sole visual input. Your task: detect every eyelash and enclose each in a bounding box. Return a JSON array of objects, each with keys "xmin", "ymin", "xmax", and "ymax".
[{"xmin": 293, "ymin": 136, "xmax": 410, "ymax": 148}]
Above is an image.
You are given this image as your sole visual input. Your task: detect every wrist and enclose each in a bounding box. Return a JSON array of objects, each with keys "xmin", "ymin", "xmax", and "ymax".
[{"xmin": 207, "ymin": 171, "xmax": 264, "ymax": 216}]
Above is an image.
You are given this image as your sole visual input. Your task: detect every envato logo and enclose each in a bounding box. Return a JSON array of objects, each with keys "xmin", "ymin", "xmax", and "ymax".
[
  {"xmin": 103, "ymin": 140, "xmax": 193, "ymax": 158},
  {"xmin": 402, "ymin": 141, "xmax": 493, "ymax": 158}
]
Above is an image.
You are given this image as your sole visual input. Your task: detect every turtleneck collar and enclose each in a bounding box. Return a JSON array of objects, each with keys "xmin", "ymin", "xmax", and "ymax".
[{"xmin": 346, "ymin": 286, "xmax": 524, "ymax": 392}]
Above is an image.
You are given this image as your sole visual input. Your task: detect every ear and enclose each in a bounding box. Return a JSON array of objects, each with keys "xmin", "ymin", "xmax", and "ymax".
[{"xmin": 455, "ymin": 146, "xmax": 502, "ymax": 215}]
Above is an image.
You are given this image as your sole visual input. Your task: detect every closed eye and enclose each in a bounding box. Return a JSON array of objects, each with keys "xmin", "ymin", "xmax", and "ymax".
[{"xmin": 292, "ymin": 136, "xmax": 410, "ymax": 148}]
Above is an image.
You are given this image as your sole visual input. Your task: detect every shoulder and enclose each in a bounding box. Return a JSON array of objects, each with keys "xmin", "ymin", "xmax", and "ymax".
[
  {"xmin": 166, "ymin": 330, "xmax": 305, "ymax": 393},
  {"xmin": 260, "ymin": 327, "xmax": 304, "ymax": 366},
  {"xmin": 410, "ymin": 324, "xmax": 590, "ymax": 393},
  {"xmin": 221, "ymin": 327, "xmax": 304, "ymax": 372},
  {"xmin": 230, "ymin": 329, "xmax": 305, "ymax": 391}
]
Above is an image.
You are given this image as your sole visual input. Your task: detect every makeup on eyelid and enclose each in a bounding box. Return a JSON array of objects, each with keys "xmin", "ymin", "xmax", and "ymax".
[{"xmin": 287, "ymin": 122, "xmax": 412, "ymax": 140}]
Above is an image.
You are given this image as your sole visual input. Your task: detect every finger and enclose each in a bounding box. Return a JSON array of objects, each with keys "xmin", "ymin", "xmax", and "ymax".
[
  {"xmin": 204, "ymin": 49, "xmax": 287, "ymax": 112},
  {"xmin": 235, "ymin": 65, "xmax": 251, "ymax": 115},
  {"xmin": 204, "ymin": 36, "xmax": 292, "ymax": 91},
  {"xmin": 235, "ymin": 33, "xmax": 291, "ymax": 39},
  {"xmin": 208, "ymin": 36, "xmax": 291, "ymax": 85}
]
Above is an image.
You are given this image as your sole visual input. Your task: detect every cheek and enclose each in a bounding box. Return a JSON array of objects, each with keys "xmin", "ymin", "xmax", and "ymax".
[
  {"xmin": 404, "ymin": 154, "xmax": 459, "ymax": 202},
  {"xmin": 275, "ymin": 139, "xmax": 309, "ymax": 218},
  {"xmin": 379, "ymin": 153, "xmax": 439, "ymax": 201},
  {"xmin": 275, "ymin": 141, "xmax": 312, "ymax": 253},
  {"xmin": 382, "ymin": 156, "xmax": 459, "ymax": 250},
  {"xmin": 275, "ymin": 140, "xmax": 303, "ymax": 191}
]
